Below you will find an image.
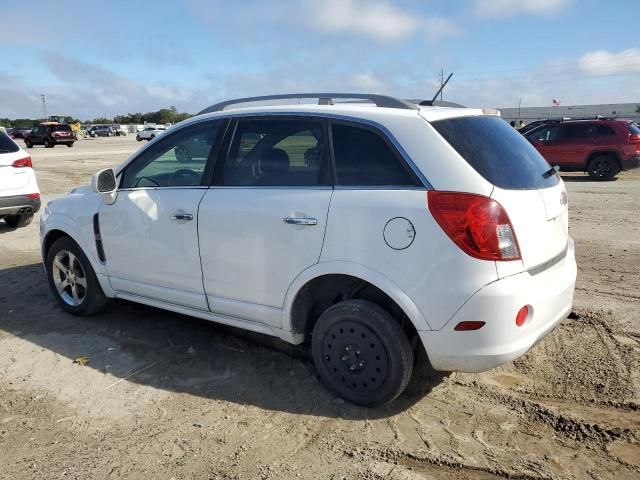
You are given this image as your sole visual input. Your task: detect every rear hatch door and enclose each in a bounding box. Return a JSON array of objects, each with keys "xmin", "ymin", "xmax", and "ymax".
[
  {"xmin": 431, "ymin": 115, "xmax": 568, "ymax": 275},
  {"xmin": 0, "ymin": 133, "xmax": 29, "ymax": 192}
]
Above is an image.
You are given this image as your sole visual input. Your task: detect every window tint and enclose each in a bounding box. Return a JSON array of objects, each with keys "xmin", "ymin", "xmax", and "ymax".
[
  {"xmin": 0, "ymin": 132, "xmax": 19, "ymax": 153},
  {"xmin": 220, "ymin": 119, "xmax": 329, "ymax": 186},
  {"xmin": 562, "ymin": 123, "xmax": 597, "ymax": 139},
  {"xmin": 527, "ymin": 125, "xmax": 560, "ymax": 142},
  {"xmin": 331, "ymin": 123, "xmax": 420, "ymax": 186},
  {"xmin": 121, "ymin": 121, "xmax": 222, "ymax": 188},
  {"xmin": 597, "ymin": 125, "xmax": 615, "ymax": 136},
  {"xmin": 51, "ymin": 125, "xmax": 72, "ymax": 132},
  {"xmin": 432, "ymin": 116, "xmax": 559, "ymax": 190}
]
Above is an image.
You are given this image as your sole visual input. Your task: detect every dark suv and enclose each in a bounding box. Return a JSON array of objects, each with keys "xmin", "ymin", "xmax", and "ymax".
[
  {"xmin": 25, "ymin": 124, "xmax": 75, "ymax": 148},
  {"xmin": 524, "ymin": 119, "xmax": 640, "ymax": 180}
]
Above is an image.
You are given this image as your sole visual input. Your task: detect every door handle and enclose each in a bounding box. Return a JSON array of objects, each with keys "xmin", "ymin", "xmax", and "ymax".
[
  {"xmin": 284, "ymin": 217, "xmax": 317, "ymax": 226},
  {"xmin": 170, "ymin": 213, "xmax": 193, "ymax": 221}
]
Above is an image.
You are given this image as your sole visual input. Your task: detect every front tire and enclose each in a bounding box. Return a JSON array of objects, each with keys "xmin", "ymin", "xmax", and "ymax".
[
  {"xmin": 587, "ymin": 154, "xmax": 619, "ymax": 180},
  {"xmin": 311, "ymin": 299, "xmax": 414, "ymax": 407},
  {"xmin": 24, "ymin": 139, "xmax": 32, "ymax": 148},
  {"xmin": 46, "ymin": 236, "xmax": 109, "ymax": 316},
  {"xmin": 136, "ymin": 135, "xmax": 142, "ymax": 141},
  {"xmin": 4, "ymin": 212, "xmax": 33, "ymax": 228}
]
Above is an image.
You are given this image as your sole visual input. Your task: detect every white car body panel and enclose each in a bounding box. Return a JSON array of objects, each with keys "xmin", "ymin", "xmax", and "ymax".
[
  {"xmin": 198, "ymin": 187, "xmax": 332, "ymax": 328},
  {"xmin": 0, "ymin": 146, "xmax": 38, "ymax": 196},
  {"xmin": 98, "ymin": 188, "xmax": 208, "ymax": 310}
]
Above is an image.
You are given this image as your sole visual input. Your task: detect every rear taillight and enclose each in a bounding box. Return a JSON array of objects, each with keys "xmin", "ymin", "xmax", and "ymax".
[
  {"xmin": 11, "ymin": 156, "xmax": 32, "ymax": 168},
  {"xmin": 629, "ymin": 133, "xmax": 640, "ymax": 143},
  {"xmin": 428, "ymin": 191, "xmax": 521, "ymax": 261}
]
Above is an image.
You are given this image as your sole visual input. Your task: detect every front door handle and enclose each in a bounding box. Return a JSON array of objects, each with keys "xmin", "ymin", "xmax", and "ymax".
[
  {"xmin": 170, "ymin": 213, "xmax": 193, "ymax": 221},
  {"xmin": 284, "ymin": 217, "xmax": 317, "ymax": 226}
]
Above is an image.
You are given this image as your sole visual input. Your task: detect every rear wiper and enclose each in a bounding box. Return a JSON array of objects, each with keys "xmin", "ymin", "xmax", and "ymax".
[{"xmin": 542, "ymin": 165, "xmax": 560, "ymax": 179}]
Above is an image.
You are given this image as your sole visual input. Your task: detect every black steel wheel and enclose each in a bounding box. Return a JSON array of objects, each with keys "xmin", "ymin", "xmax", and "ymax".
[{"xmin": 312, "ymin": 299, "xmax": 414, "ymax": 407}]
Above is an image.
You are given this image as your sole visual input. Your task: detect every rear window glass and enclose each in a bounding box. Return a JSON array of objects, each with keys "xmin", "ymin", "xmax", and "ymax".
[
  {"xmin": 627, "ymin": 123, "xmax": 640, "ymax": 134},
  {"xmin": 0, "ymin": 132, "xmax": 20, "ymax": 153},
  {"xmin": 432, "ymin": 116, "xmax": 559, "ymax": 190},
  {"xmin": 51, "ymin": 125, "xmax": 72, "ymax": 132}
]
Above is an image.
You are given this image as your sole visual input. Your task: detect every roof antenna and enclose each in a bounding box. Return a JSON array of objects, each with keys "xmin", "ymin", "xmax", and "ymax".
[{"xmin": 420, "ymin": 72, "xmax": 454, "ymax": 106}]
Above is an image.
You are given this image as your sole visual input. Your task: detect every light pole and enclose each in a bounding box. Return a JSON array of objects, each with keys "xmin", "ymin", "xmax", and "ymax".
[{"xmin": 41, "ymin": 94, "xmax": 47, "ymax": 119}]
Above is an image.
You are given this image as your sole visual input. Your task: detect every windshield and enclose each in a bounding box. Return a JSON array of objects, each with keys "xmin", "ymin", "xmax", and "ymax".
[{"xmin": 431, "ymin": 116, "xmax": 560, "ymax": 190}]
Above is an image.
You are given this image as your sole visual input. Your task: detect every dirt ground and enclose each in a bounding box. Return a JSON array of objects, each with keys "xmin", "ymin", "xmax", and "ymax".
[{"xmin": 1, "ymin": 136, "xmax": 639, "ymax": 479}]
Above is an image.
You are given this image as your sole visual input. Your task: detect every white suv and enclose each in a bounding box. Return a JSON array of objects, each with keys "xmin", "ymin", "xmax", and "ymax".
[
  {"xmin": 40, "ymin": 93, "xmax": 576, "ymax": 406},
  {"xmin": 0, "ymin": 131, "xmax": 41, "ymax": 228},
  {"xmin": 136, "ymin": 126, "xmax": 166, "ymax": 141}
]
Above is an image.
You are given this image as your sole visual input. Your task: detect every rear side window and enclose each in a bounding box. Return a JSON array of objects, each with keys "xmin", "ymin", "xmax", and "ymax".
[
  {"xmin": 561, "ymin": 124, "xmax": 597, "ymax": 139},
  {"xmin": 432, "ymin": 116, "xmax": 559, "ymax": 190},
  {"xmin": 0, "ymin": 132, "xmax": 19, "ymax": 153},
  {"xmin": 219, "ymin": 118, "xmax": 330, "ymax": 186},
  {"xmin": 331, "ymin": 123, "xmax": 420, "ymax": 186},
  {"xmin": 597, "ymin": 125, "xmax": 615, "ymax": 136}
]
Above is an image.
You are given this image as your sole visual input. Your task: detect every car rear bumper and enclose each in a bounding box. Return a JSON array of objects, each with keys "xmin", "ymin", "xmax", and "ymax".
[
  {"xmin": 0, "ymin": 194, "xmax": 41, "ymax": 216},
  {"xmin": 419, "ymin": 238, "xmax": 577, "ymax": 373},
  {"xmin": 52, "ymin": 137, "xmax": 74, "ymax": 144},
  {"xmin": 621, "ymin": 155, "xmax": 640, "ymax": 171}
]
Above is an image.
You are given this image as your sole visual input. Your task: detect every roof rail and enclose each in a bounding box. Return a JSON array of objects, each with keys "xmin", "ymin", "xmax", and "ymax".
[{"xmin": 197, "ymin": 93, "xmax": 419, "ymax": 115}]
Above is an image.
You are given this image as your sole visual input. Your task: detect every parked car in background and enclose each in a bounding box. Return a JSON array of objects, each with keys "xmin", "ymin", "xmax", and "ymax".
[
  {"xmin": 112, "ymin": 125, "xmax": 127, "ymax": 136},
  {"xmin": 136, "ymin": 126, "xmax": 167, "ymax": 141},
  {"xmin": 7, "ymin": 127, "xmax": 32, "ymax": 140},
  {"xmin": 25, "ymin": 124, "xmax": 75, "ymax": 148},
  {"xmin": 40, "ymin": 93, "xmax": 576, "ymax": 406},
  {"xmin": 0, "ymin": 131, "xmax": 40, "ymax": 228},
  {"xmin": 524, "ymin": 118, "xmax": 640, "ymax": 180},
  {"xmin": 87, "ymin": 126, "xmax": 116, "ymax": 137}
]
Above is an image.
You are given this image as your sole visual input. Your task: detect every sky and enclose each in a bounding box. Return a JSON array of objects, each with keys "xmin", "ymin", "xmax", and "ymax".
[{"xmin": 1, "ymin": 0, "xmax": 639, "ymax": 120}]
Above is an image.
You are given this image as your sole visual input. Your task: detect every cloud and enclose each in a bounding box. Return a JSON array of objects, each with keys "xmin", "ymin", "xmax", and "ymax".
[
  {"xmin": 185, "ymin": 0, "xmax": 461, "ymax": 42},
  {"xmin": 474, "ymin": 0, "xmax": 573, "ymax": 18},
  {"xmin": 578, "ymin": 48, "xmax": 640, "ymax": 76}
]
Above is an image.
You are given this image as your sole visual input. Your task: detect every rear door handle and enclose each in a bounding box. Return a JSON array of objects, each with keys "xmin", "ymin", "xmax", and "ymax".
[
  {"xmin": 170, "ymin": 213, "xmax": 193, "ymax": 221},
  {"xmin": 284, "ymin": 217, "xmax": 317, "ymax": 226}
]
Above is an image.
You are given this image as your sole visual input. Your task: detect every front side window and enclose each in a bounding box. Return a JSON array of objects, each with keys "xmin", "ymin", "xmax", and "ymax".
[
  {"xmin": 527, "ymin": 125, "xmax": 560, "ymax": 142},
  {"xmin": 218, "ymin": 118, "xmax": 330, "ymax": 186},
  {"xmin": 331, "ymin": 123, "xmax": 420, "ymax": 186},
  {"xmin": 121, "ymin": 121, "xmax": 222, "ymax": 188}
]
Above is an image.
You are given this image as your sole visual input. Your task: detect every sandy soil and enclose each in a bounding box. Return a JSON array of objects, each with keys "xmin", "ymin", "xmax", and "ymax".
[{"xmin": 1, "ymin": 136, "xmax": 639, "ymax": 479}]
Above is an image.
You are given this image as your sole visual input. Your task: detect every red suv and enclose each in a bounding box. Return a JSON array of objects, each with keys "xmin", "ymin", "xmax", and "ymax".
[{"xmin": 524, "ymin": 119, "xmax": 640, "ymax": 180}]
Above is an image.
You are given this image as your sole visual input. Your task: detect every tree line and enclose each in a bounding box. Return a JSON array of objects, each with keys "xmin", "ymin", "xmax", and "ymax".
[{"xmin": 0, "ymin": 106, "xmax": 192, "ymax": 128}]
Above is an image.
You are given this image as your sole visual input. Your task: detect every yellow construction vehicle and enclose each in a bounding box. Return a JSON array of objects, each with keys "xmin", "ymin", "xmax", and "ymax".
[{"xmin": 47, "ymin": 115, "xmax": 84, "ymax": 139}]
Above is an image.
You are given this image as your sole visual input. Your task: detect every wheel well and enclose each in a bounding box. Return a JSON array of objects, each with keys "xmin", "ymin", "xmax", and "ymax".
[
  {"xmin": 43, "ymin": 230, "xmax": 70, "ymax": 258},
  {"xmin": 585, "ymin": 151, "xmax": 621, "ymax": 171},
  {"xmin": 290, "ymin": 274, "xmax": 418, "ymax": 343}
]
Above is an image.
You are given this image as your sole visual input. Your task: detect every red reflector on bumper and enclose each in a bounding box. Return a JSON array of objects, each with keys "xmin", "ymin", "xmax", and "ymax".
[
  {"xmin": 516, "ymin": 306, "xmax": 530, "ymax": 327},
  {"xmin": 454, "ymin": 321, "xmax": 486, "ymax": 331},
  {"xmin": 26, "ymin": 193, "xmax": 40, "ymax": 199}
]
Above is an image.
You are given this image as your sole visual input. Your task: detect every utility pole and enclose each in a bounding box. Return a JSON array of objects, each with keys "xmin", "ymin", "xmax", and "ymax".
[
  {"xmin": 440, "ymin": 69, "xmax": 444, "ymax": 101},
  {"xmin": 41, "ymin": 94, "xmax": 47, "ymax": 119},
  {"xmin": 518, "ymin": 98, "xmax": 522, "ymax": 120}
]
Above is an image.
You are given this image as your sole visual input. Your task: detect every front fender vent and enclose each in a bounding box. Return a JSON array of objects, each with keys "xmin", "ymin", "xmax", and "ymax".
[{"xmin": 93, "ymin": 213, "xmax": 106, "ymax": 263}]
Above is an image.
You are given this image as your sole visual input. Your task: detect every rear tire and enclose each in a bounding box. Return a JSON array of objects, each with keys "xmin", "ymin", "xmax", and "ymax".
[
  {"xmin": 3, "ymin": 212, "xmax": 33, "ymax": 228},
  {"xmin": 587, "ymin": 154, "xmax": 619, "ymax": 180},
  {"xmin": 44, "ymin": 138, "xmax": 53, "ymax": 148},
  {"xmin": 24, "ymin": 139, "xmax": 32, "ymax": 148},
  {"xmin": 67, "ymin": 142, "xmax": 74, "ymax": 148},
  {"xmin": 46, "ymin": 236, "xmax": 109, "ymax": 316},
  {"xmin": 311, "ymin": 299, "xmax": 414, "ymax": 407}
]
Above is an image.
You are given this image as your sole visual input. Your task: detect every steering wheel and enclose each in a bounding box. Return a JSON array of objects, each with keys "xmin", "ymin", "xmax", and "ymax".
[
  {"xmin": 171, "ymin": 168, "xmax": 200, "ymax": 186},
  {"xmin": 174, "ymin": 145, "xmax": 192, "ymax": 163}
]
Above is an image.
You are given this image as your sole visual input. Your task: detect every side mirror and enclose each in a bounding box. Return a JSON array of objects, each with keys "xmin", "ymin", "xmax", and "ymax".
[
  {"xmin": 91, "ymin": 168, "xmax": 117, "ymax": 193},
  {"xmin": 91, "ymin": 168, "xmax": 118, "ymax": 205}
]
